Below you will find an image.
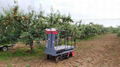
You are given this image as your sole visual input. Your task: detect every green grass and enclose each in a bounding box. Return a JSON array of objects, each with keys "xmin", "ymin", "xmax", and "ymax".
[
  {"xmin": 7, "ymin": 64, "xmax": 13, "ymax": 67},
  {"xmin": 25, "ymin": 64, "xmax": 31, "ymax": 67},
  {"xmin": 0, "ymin": 46, "xmax": 45, "ymax": 61}
]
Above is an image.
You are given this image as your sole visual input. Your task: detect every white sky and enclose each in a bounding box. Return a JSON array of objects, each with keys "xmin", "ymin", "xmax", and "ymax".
[{"xmin": 0, "ymin": 0, "xmax": 120, "ymax": 27}]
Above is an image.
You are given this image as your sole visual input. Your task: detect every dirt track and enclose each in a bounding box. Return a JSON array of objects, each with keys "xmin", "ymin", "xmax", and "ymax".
[{"xmin": 0, "ymin": 34, "xmax": 120, "ymax": 67}]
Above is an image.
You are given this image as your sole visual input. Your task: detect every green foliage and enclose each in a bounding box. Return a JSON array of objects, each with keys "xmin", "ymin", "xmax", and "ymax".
[
  {"xmin": 117, "ymin": 31, "xmax": 120, "ymax": 37},
  {"xmin": 0, "ymin": 5, "xmax": 22, "ymax": 45},
  {"xmin": 117, "ymin": 26, "xmax": 120, "ymax": 37},
  {"xmin": 75, "ymin": 23, "xmax": 107, "ymax": 39},
  {"xmin": 106, "ymin": 26, "xmax": 119, "ymax": 33},
  {"xmin": 107, "ymin": 26, "xmax": 120, "ymax": 37}
]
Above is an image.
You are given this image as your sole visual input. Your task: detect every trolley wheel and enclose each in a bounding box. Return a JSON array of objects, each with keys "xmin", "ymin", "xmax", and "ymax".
[
  {"xmin": 47, "ymin": 55, "xmax": 49, "ymax": 59},
  {"xmin": 2, "ymin": 47, "xmax": 8, "ymax": 51},
  {"xmin": 47, "ymin": 55, "xmax": 52, "ymax": 59},
  {"xmin": 69, "ymin": 52, "xmax": 73, "ymax": 57},
  {"xmin": 66, "ymin": 54, "xmax": 70, "ymax": 59},
  {"xmin": 55, "ymin": 56, "xmax": 62, "ymax": 63}
]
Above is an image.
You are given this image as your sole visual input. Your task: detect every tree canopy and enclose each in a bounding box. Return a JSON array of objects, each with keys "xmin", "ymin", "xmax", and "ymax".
[{"xmin": 0, "ymin": 4, "xmax": 111, "ymax": 51}]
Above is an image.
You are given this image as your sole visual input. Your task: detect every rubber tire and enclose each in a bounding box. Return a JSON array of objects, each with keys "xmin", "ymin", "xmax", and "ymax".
[
  {"xmin": 69, "ymin": 52, "xmax": 73, "ymax": 57},
  {"xmin": 2, "ymin": 47, "xmax": 8, "ymax": 51},
  {"xmin": 66, "ymin": 54, "xmax": 69, "ymax": 59},
  {"xmin": 55, "ymin": 56, "xmax": 62, "ymax": 63},
  {"xmin": 47, "ymin": 55, "xmax": 51, "ymax": 59}
]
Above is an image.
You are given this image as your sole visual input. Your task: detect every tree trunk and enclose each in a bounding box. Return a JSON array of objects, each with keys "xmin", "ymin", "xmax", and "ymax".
[{"xmin": 29, "ymin": 40, "xmax": 33, "ymax": 52}]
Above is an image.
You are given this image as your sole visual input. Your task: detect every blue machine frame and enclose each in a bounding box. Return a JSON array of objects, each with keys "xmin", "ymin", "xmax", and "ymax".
[{"xmin": 45, "ymin": 28, "xmax": 75, "ymax": 57}]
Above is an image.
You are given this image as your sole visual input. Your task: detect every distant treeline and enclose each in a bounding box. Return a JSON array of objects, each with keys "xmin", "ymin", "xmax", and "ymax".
[{"xmin": 106, "ymin": 26, "xmax": 120, "ymax": 36}]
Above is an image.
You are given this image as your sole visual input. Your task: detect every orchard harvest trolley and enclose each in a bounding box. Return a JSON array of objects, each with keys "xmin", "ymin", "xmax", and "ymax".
[{"xmin": 45, "ymin": 28, "xmax": 76, "ymax": 62}]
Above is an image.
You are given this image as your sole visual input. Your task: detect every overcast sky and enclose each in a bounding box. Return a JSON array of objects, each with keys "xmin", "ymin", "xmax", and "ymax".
[{"xmin": 0, "ymin": 0, "xmax": 120, "ymax": 27}]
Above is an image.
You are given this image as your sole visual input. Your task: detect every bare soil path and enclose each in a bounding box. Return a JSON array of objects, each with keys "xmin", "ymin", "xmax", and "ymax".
[{"xmin": 0, "ymin": 34, "xmax": 120, "ymax": 67}]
